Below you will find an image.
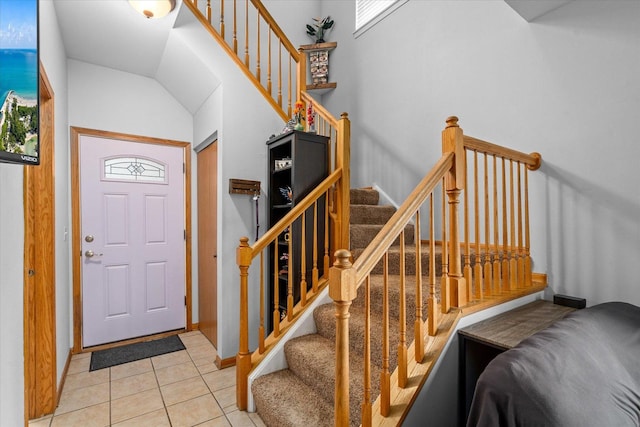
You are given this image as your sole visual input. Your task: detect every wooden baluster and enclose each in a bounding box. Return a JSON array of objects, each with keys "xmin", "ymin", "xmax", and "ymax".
[
  {"xmin": 296, "ymin": 47, "xmax": 306, "ymax": 104},
  {"xmin": 259, "ymin": 250, "xmax": 265, "ymax": 353},
  {"xmin": 300, "ymin": 212, "xmax": 307, "ymax": 306},
  {"xmin": 517, "ymin": 161, "xmax": 525, "ymax": 287},
  {"xmin": 277, "ymin": 43, "xmax": 282, "ymax": 109},
  {"xmin": 232, "ymin": 0, "xmax": 237, "ymax": 54},
  {"xmin": 492, "ymin": 155, "xmax": 501, "ymax": 293},
  {"xmin": 473, "ymin": 151, "xmax": 482, "ymax": 299},
  {"xmin": 501, "ymin": 157, "xmax": 509, "ymax": 289},
  {"xmin": 256, "ymin": 14, "xmax": 261, "ymax": 81},
  {"xmin": 244, "ymin": 0, "xmax": 249, "ymax": 66},
  {"xmin": 398, "ymin": 231, "xmax": 407, "ymax": 388},
  {"xmin": 524, "ymin": 166, "xmax": 532, "ymax": 287},
  {"xmin": 273, "ymin": 239, "xmax": 280, "ymax": 337},
  {"xmin": 219, "ymin": 0, "xmax": 224, "ymax": 37},
  {"xmin": 288, "ymin": 55, "xmax": 293, "ymax": 118},
  {"xmin": 267, "ymin": 26, "xmax": 272, "ymax": 95},
  {"xmin": 415, "ymin": 211, "xmax": 426, "ymax": 354},
  {"xmin": 312, "ymin": 200, "xmax": 319, "ymax": 292},
  {"xmin": 441, "ymin": 180, "xmax": 450, "ymax": 313},
  {"xmin": 427, "ymin": 199, "xmax": 439, "ymax": 337},
  {"xmin": 324, "ymin": 191, "xmax": 330, "ymax": 275},
  {"xmin": 509, "ymin": 159, "xmax": 517, "ymax": 289},
  {"xmin": 206, "ymin": 0, "xmax": 211, "ymax": 24},
  {"xmin": 361, "ymin": 276, "xmax": 372, "ymax": 426},
  {"xmin": 483, "ymin": 153, "xmax": 492, "ymax": 295},
  {"xmin": 286, "ymin": 222, "xmax": 294, "ymax": 321},
  {"xmin": 236, "ymin": 237, "xmax": 251, "ymax": 410},
  {"xmin": 329, "ymin": 250, "xmax": 356, "ymax": 427},
  {"xmin": 463, "ymin": 150, "xmax": 473, "ymax": 300},
  {"xmin": 380, "ymin": 252, "xmax": 390, "ymax": 416}
]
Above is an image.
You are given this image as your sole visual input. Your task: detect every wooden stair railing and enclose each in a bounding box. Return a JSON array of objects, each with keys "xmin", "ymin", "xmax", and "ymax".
[
  {"xmin": 184, "ymin": 0, "xmax": 306, "ymax": 122},
  {"xmin": 329, "ymin": 116, "xmax": 542, "ymax": 426}
]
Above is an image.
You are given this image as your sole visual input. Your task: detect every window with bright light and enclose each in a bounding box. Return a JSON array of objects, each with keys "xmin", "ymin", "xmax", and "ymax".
[{"xmin": 355, "ymin": 0, "xmax": 407, "ymax": 35}]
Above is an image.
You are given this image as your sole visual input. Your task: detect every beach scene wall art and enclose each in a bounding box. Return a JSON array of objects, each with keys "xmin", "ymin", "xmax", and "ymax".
[{"xmin": 0, "ymin": 0, "xmax": 39, "ymax": 165}]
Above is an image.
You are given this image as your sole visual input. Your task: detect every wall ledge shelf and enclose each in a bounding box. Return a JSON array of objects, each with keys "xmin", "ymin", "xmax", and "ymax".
[
  {"xmin": 306, "ymin": 82, "xmax": 337, "ymax": 94},
  {"xmin": 299, "ymin": 42, "xmax": 337, "ymax": 52}
]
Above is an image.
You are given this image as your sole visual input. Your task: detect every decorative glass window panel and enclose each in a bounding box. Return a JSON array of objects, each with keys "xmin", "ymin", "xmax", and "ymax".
[{"xmin": 103, "ymin": 157, "xmax": 167, "ymax": 183}]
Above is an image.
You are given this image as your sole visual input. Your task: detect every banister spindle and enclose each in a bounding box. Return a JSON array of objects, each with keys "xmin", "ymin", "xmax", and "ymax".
[
  {"xmin": 398, "ymin": 231, "xmax": 408, "ymax": 388},
  {"xmin": 267, "ymin": 26, "xmax": 272, "ymax": 94},
  {"xmin": 492, "ymin": 155, "xmax": 501, "ymax": 293},
  {"xmin": 362, "ymin": 276, "xmax": 372, "ymax": 426},
  {"xmin": 524, "ymin": 166, "xmax": 532, "ymax": 286},
  {"xmin": 483, "ymin": 153, "xmax": 492, "ymax": 295},
  {"xmin": 273, "ymin": 240, "xmax": 280, "ymax": 337},
  {"xmin": 232, "ymin": 0, "xmax": 237, "ymax": 53},
  {"xmin": 473, "ymin": 150, "xmax": 482, "ymax": 299},
  {"xmin": 312, "ymin": 201, "xmax": 319, "ymax": 292},
  {"xmin": 287, "ymin": 221, "xmax": 294, "ymax": 321},
  {"xmin": 259, "ymin": 251, "xmax": 265, "ymax": 353},
  {"xmin": 244, "ymin": 0, "xmax": 249, "ymax": 66},
  {"xmin": 256, "ymin": 14, "xmax": 261, "ymax": 81},
  {"xmin": 441, "ymin": 179, "xmax": 449, "ymax": 313},
  {"xmin": 463, "ymin": 151, "xmax": 473, "ymax": 300},
  {"xmin": 509, "ymin": 159, "xmax": 517, "ymax": 289},
  {"xmin": 415, "ymin": 210, "xmax": 426, "ymax": 353},
  {"xmin": 380, "ymin": 253, "xmax": 391, "ymax": 416},
  {"xmin": 300, "ymin": 212, "xmax": 307, "ymax": 306},
  {"xmin": 501, "ymin": 157, "xmax": 509, "ymax": 288},
  {"xmin": 517, "ymin": 161, "xmax": 525, "ymax": 287},
  {"xmin": 427, "ymin": 199, "xmax": 439, "ymax": 336},
  {"xmin": 329, "ymin": 250, "xmax": 356, "ymax": 427},
  {"xmin": 219, "ymin": 0, "xmax": 224, "ymax": 37}
]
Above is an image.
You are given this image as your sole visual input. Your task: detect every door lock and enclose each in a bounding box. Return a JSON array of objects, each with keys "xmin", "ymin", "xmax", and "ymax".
[{"xmin": 85, "ymin": 235, "xmax": 94, "ymax": 242}]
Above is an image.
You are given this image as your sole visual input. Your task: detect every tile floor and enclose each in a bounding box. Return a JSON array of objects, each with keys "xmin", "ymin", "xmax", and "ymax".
[{"xmin": 28, "ymin": 331, "xmax": 266, "ymax": 427}]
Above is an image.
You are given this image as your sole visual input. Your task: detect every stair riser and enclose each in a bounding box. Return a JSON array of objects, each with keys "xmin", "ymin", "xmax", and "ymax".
[
  {"xmin": 350, "ymin": 224, "xmax": 415, "ymax": 249},
  {"xmin": 350, "ymin": 205, "xmax": 397, "ymax": 225},
  {"xmin": 350, "ymin": 188, "xmax": 379, "ymax": 206}
]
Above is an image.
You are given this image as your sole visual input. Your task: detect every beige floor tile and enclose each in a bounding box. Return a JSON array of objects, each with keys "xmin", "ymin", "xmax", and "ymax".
[
  {"xmin": 248, "ymin": 412, "xmax": 267, "ymax": 427},
  {"xmin": 67, "ymin": 356, "xmax": 91, "ymax": 375},
  {"xmin": 187, "ymin": 343, "xmax": 218, "ymax": 361},
  {"xmin": 194, "ymin": 356, "xmax": 219, "ymax": 375},
  {"xmin": 110, "ymin": 358, "xmax": 153, "ymax": 381},
  {"xmin": 167, "ymin": 394, "xmax": 224, "ymax": 427},
  {"xmin": 155, "ymin": 360, "xmax": 199, "ymax": 386},
  {"xmin": 226, "ymin": 410, "xmax": 255, "ymax": 427},
  {"xmin": 111, "ymin": 387, "xmax": 164, "ymax": 424},
  {"xmin": 179, "ymin": 330, "xmax": 202, "ymax": 338},
  {"xmin": 203, "ymin": 366, "xmax": 236, "ymax": 392},
  {"xmin": 111, "ymin": 370, "xmax": 158, "ymax": 400},
  {"xmin": 111, "ymin": 408, "xmax": 171, "ymax": 427},
  {"xmin": 50, "ymin": 402, "xmax": 109, "ymax": 427},
  {"xmin": 63, "ymin": 368, "xmax": 110, "ymax": 392},
  {"xmin": 161, "ymin": 375, "xmax": 210, "ymax": 406},
  {"xmin": 55, "ymin": 382, "xmax": 110, "ymax": 415},
  {"xmin": 196, "ymin": 416, "xmax": 232, "ymax": 426},
  {"xmin": 28, "ymin": 415, "xmax": 52, "ymax": 427},
  {"xmin": 179, "ymin": 333, "xmax": 213, "ymax": 349},
  {"xmin": 151, "ymin": 349, "xmax": 191, "ymax": 370},
  {"xmin": 213, "ymin": 385, "xmax": 236, "ymax": 410}
]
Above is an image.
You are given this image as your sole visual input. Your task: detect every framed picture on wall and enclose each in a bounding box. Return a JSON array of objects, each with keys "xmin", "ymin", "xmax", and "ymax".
[{"xmin": 0, "ymin": 0, "xmax": 39, "ymax": 165}]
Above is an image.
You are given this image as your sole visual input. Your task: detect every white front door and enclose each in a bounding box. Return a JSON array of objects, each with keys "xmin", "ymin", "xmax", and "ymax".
[{"xmin": 80, "ymin": 135, "xmax": 186, "ymax": 347}]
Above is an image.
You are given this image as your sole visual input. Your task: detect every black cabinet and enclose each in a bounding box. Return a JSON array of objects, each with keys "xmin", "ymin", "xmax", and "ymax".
[{"xmin": 266, "ymin": 130, "xmax": 328, "ymax": 333}]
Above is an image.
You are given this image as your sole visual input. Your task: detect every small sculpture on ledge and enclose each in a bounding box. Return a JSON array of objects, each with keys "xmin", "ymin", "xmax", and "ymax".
[{"xmin": 306, "ymin": 16, "xmax": 334, "ymax": 44}]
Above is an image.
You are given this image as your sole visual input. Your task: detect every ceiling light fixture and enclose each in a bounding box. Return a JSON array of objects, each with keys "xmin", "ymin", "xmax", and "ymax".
[{"xmin": 128, "ymin": 0, "xmax": 176, "ymax": 19}]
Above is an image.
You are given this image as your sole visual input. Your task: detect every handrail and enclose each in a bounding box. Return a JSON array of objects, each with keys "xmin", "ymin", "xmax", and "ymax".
[
  {"xmin": 353, "ymin": 153, "xmax": 454, "ymax": 283},
  {"xmin": 251, "ymin": 168, "xmax": 342, "ymax": 256},
  {"xmin": 463, "ymin": 135, "xmax": 541, "ymax": 170}
]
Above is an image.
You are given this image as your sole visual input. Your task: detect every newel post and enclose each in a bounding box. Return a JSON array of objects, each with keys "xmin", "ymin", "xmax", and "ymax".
[
  {"xmin": 330, "ymin": 249, "xmax": 357, "ymax": 427},
  {"xmin": 236, "ymin": 237, "xmax": 252, "ymax": 410},
  {"xmin": 335, "ymin": 113, "xmax": 351, "ymax": 255},
  {"xmin": 442, "ymin": 116, "xmax": 468, "ymax": 307},
  {"xmin": 297, "ymin": 48, "xmax": 307, "ymax": 99}
]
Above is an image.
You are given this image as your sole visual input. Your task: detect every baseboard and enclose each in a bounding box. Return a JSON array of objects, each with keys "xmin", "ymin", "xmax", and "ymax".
[
  {"xmin": 57, "ymin": 349, "xmax": 73, "ymax": 405},
  {"xmin": 190, "ymin": 323, "xmax": 199, "ymax": 330},
  {"xmin": 216, "ymin": 355, "xmax": 236, "ymax": 370}
]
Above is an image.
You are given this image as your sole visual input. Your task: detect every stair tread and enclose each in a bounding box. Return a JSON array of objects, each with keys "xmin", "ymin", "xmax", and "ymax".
[
  {"xmin": 252, "ymin": 369, "xmax": 335, "ymax": 427},
  {"xmin": 285, "ymin": 334, "xmax": 379, "ymax": 426}
]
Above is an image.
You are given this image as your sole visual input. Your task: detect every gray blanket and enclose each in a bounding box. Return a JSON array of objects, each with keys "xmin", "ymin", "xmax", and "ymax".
[{"xmin": 467, "ymin": 302, "xmax": 640, "ymax": 427}]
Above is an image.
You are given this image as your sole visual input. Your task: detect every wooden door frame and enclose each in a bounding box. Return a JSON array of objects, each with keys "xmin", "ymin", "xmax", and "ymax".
[
  {"xmin": 23, "ymin": 63, "xmax": 56, "ymax": 422},
  {"xmin": 196, "ymin": 139, "xmax": 218, "ymax": 346},
  {"xmin": 70, "ymin": 127, "xmax": 193, "ymax": 353}
]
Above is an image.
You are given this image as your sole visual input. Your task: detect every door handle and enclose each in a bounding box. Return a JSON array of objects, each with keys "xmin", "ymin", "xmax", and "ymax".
[{"xmin": 85, "ymin": 250, "xmax": 103, "ymax": 258}]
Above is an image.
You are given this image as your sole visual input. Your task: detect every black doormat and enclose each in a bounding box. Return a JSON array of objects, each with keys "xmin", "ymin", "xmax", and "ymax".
[{"xmin": 90, "ymin": 335, "xmax": 185, "ymax": 371}]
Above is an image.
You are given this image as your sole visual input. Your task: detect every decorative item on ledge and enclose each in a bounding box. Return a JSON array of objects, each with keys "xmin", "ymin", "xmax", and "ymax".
[
  {"xmin": 293, "ymin": 101, "xmax": 305, "ymax": 131},
  {"xmin": 299, "ymin": 42, "xmax": 337, "ymax": 93},
  {"xmin": 305, "ymin": 16, "xmax": 334, "ymax": 44}
]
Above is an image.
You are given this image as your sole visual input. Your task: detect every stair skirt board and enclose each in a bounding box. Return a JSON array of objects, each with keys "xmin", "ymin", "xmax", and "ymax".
[{"xmin": 247, "ymin": 287, "xmax": 332, "ymax": 412}]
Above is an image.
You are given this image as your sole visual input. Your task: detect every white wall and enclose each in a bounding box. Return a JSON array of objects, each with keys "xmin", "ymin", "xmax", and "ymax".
[{"xmin": 320, "ymin": 0, "xmax": 640, "ymax": 308}]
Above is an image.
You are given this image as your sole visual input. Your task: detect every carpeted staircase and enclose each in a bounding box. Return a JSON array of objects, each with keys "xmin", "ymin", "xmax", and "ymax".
[{"xmin": 252, "ymin": 188, "xmax": 439, "ymax": 427}]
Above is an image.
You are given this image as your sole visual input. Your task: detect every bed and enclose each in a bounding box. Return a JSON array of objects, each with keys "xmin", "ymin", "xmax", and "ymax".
[{"xmin": 466, "ymin": 301, "xmax": 640, "ymax": 427}]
